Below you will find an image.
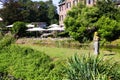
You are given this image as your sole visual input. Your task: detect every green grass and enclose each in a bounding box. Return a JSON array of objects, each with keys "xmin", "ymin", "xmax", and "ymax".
[
  {"xmin": 17, "ymin": 43, "xmax": 120, "ymax": 79},
  {"xmin": 18, "ymin": 44, "xmax": 120, "ymax": 62},
  {"xmin": 18, "ymin": 44, "xmax": 92, "ymax": 60}
]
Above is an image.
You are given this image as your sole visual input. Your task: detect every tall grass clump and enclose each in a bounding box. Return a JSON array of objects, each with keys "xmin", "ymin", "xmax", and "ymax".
[{"xmin": 65, "ymin": 54, "xmax": 120, "ymax": 80}]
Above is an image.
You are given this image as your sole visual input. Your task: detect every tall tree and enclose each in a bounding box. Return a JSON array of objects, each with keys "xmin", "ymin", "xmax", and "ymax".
[
  {"xmin": 46, "ymin": 0, "xmax": 59, "ymax": 24},
  {"xmin": 95, "ymin": 16, "xmax": 120, "ymax": 41},
  {"xmin": 0, "ymin": 0, "xmax": 25, "ymax": 24},
  {"xmin": 37, "ymin": 1, "xmax": 48, "ymax": 22},
  {"xmin": 0, "ymin": 0, "xmax": 59, "ymax": 25},
  {"xmin": 64, "ymin": 0, "xmax": 120, "ymax": 42},
  {"xmin": 96, "ymin": 0, "xmax": 119, "ymax": 20}
]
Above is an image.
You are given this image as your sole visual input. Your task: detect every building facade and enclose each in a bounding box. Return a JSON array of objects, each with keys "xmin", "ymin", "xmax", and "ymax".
[
  {"xmin": 59, "ymin": 0, "xmax": 120, "ymax": 26},
  {"xmin": 58, "ymin": 0, "xmax": 95, "ymax": 26}
]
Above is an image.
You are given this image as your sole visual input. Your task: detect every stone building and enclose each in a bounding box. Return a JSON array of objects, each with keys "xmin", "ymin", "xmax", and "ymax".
[
  {"xmin": 58, "ymin": 0, "xmax": 95, "ymax": 26},
  {"xmin": 58, "ymin": 0, "xmax": 120, "ymax": 26}
]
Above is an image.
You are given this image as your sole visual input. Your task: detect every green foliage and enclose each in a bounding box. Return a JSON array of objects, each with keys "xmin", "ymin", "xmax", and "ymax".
[
  {"xmin": 0, "ymin": 44, "xmax": 66, "ymax": 79},
  {"xmin": 64, "ymin": 0, "xmax": 120, "ymax": 42},
  {"xmin": 0, "ymin": 0, "xmax": 26, "ymax": 25},
  {"xmin": 0, "ymin": 0, "xmax": 58, "ymax": 25},
  {"xmin": 64, "ymin": 4, "xmax": 98, "ymax": 42},
  {"xmin": 0, "ymin": 31, "xmax": 3, "ymax": 40},
  {"xmin": 45, "ymin": 61, "xmax": 66, "ymax": 80},
  {"xmin": 95, "ymin": 16, "xmax": 120, "ymax": 41},
  {"xmin": 12, "ymin": 21, "xmax": 27, "ymax": 37},
  {"xmin": 0, "ymin": 45, "xmax": 50, "ymax": 79},
  {"xmin": 96, "ymin": 0, "xmax": 118, "ymax": 19},
  {"xmin": 65, "ymin": 54, "xmax": 120, "ymax": 80},
  {"xmin": 46, "ymin": 0, "xmax": 59, "ymax": 24},
  {"xmin": 111, "ymin": 39, "xmax": 120, "ymax": 46},
  {"xmin": 0, "ymin": 33, "xmax": 15, "ymax": 50}
]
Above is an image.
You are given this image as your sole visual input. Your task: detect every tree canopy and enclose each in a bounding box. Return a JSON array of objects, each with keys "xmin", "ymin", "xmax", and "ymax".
[
  {"xmin": 64, "ymin": 0, "xmax": 120, "ymax": 42},
  {"xmin": 12, "ymin": 21, "xmax": 27, "ymax": 37},
  {"xmin": 0, "ymin": 0, "xmax": 58, "ymax": 26}
]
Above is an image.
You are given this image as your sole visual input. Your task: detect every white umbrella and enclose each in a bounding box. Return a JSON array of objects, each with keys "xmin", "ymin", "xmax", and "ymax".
[
  {"xmin": 0, "ymin": 17, "xmax": 3, "ymax": 21},
  {"xmin": 26, "ymin": 24, "xmax": 35, "ymax": 28},
  {"xmin": 47, "ymin": 27, "xmax": 64, "ymax": 31},
  {"xmin": 48, "ymin": 24, "xmax": 59, "ymax": 28},
  {"xmin": 26, "ymin": 27, "xmax": 46, "ymax": 31},
  {"xmin": 6, "ymin": 25, "xmax": 13, "ymax": 28}
]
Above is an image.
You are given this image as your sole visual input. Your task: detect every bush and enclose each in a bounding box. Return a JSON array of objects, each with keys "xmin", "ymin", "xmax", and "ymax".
[
  {"xmin": 96, "ymin": 16, "xmax": 120, "ymax": 41},
  {"xmin": 65, "ymin": 54, "xmax": 120, "ymax": 80},
  {"xmin": 0, "ymin": 45, "xmax": 51, "ymax": 79},
  {"xmin": 46, "ymin": 60, "xmax": 66, "ymax": 80},
  {"xmin": 12, "ymin": 21, "xmax": 27, "ymax": 38},
  {"xmin": 64, "ymin": 0, "xmax": 120, "ymax": 42},
  {"xmin": 0, "ymin": 33, "xmax": 15, "ymax": 50},
  {"xmin": 0, "ymin": 45, "xmax": 66, "ymax": 79}
]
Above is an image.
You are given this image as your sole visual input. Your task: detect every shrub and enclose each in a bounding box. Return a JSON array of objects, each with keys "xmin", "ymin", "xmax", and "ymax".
[
  {"xmin": 0, "ymin": 45, "xmax": 51, "ymax": 79},
  {"xmin": 0, "ymin": 45, "xmax": 66, "ymax": 79},
  {"xmin": 46, "ymin": 60, "xmax": 66, "ymax": 80},
  {"xmin": 65, "ymin": 54, "xmax": 120, "ymax": 80},
  {"xmin": 0, "ymin": 33, "xmax": 15, "ymax": 50},
  {"xmin": 96, "ymin": 16, "xmax": 120, "ymax": 41},
  {"xmin": 12, "ymin": 21, "xmax": 27, "ymax": 38}
]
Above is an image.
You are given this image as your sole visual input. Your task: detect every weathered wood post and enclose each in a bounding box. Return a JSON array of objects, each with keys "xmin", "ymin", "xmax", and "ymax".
[{"xmin": 93, "ymin": 32, "xmax": 99, "ymax": 55}]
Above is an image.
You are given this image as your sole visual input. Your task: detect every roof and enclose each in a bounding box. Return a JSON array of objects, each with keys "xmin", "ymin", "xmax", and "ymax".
[{"xmin": 59, "ymin": 0, "xmax": 65, "ymax": 5}]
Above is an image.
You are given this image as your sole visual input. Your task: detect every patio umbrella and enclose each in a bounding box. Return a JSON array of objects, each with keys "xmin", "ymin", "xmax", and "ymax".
[
  {"xmin": 26, "ymin": 27, "xmax": 46, "ymax": 31},
  {"xmin": 6, "ymin": 25, "xmax": 13, "ymax": 28},
  {"xmin": 26, "ymin": 27, "xmax": 46, "ymax": 37},
  {"xmin": 0, "ymin": 17, "xmax": 3, "ymax": 21},
  {"xmin": 48, "ymin": 24, "xmax": 59, "ymax": 28},
  {"xmin": 47, "ymin": 27, "xmax": 64, "ymax": 31}
]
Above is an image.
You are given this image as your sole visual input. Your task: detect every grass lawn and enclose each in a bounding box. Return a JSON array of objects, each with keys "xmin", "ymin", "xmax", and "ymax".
[
  {"xmin": 18, "ymin": 44, "xmax": 92, "ymax": 59},
  {"xmin": 18, "ymin": 43, "xmax": 120, "ymax": 62}
]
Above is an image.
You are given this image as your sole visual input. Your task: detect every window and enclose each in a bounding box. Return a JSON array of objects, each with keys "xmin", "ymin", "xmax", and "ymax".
[
  {"xmin": 60, "ymin": 15, "xmax": 64, "ymax": 21},
  {"xmin": 86, "ymin": 0, "xmax": 92, "ymax": 4},
  {"xmin": 73, "ymin": 0, "xmax": 78, "ymax": 6},
  {"xmin": 62, "ymin": 15, "xmax": 63, "ymax": 20},
  {"xmin": 59, "ymin": 16, "xmax": 61, "ymax": 21},
  {"xmin": 66, "ymin": 2, "xmax": 71, "ymax": 8},
  {"xmin": 66, "ymin": 3, "xmax": 68, "ymax": 8},
  {"xmin": 60, "ymin": 6, "xmax": 63, "ymax": 11},
  {"xmin": 68, "ymin": 2, "xmax": 71, "ymax": 8},
  {"xmin": 88, "ymin": 0, "xmax": 91, "ymax": 4}
]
